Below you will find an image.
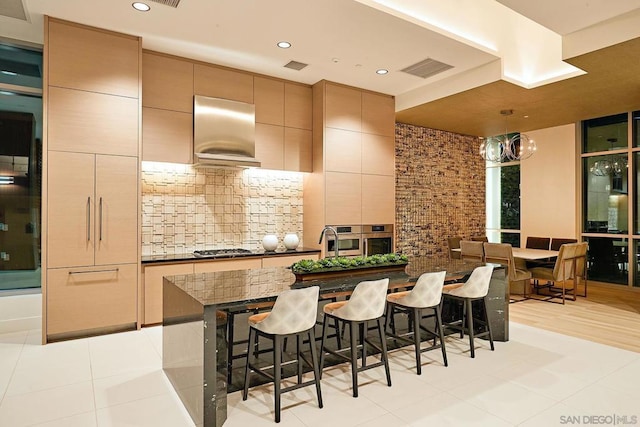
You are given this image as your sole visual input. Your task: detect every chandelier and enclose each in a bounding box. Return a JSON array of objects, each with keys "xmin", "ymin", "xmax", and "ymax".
[
  {"xmin": 589, "ymin": 156, "xmax": 628, "ymax": 176},
  {"xmin": 479, "ymin": 110, "xmax": 536, "ymax": 162}
]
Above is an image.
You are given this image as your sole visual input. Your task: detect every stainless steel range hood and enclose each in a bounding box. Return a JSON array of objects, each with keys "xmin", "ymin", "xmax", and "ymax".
[{"xmin": 193, "ymin": 95, "xmax": 261, "ymax": 168}]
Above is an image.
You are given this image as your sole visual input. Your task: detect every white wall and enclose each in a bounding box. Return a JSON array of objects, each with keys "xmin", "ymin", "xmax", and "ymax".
[{"xmin": 521, "ymin": 123, "xmax": 577, "ymax": 241}]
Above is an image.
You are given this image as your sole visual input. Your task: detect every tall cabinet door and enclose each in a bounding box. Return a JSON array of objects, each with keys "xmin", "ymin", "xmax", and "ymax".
[
  {"xmin": 47, "ymin": 151, "xmax": 95, "ymax": 268},
  {"xmin": 95, "ymin": 155, "xmax": 138, "ymax": 265}
]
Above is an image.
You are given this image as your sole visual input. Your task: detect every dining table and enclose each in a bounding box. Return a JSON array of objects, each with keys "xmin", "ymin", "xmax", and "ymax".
[{"xmin": 511, "ymin": 247, "xmax": 559, "ymax": 260}]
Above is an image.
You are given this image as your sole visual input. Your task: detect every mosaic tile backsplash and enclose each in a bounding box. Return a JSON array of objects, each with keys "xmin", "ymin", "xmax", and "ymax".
[
  {"xmin": 141, "ymin": 163, "xmax": 303, "ymax": 255},
  {"xmin": 395, "ymin": 123, "xmax": 486, "ymax": 258}
]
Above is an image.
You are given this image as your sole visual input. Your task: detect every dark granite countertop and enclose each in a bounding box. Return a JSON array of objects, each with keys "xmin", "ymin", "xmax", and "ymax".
[
  {"xmin": 164, "ymin": 257, "xmax": 503, "ymax": 310},
  {"xmin": 142, "ymin": 247, "xmax": 321, "ymax": 264}
]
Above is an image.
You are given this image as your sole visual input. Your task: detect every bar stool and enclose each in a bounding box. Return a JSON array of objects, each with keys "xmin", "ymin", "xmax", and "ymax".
[
  {"xmin": 242, "ymin": 286, "xmax": 322, "ymax": 423},
  {"xmin": 319, "ymin": 278, "xmax": 391, "ymax": 398},
  {"xmin": 385, "ymin": 271, "xmax": 448, "ymax": 375},
  {"xmin": 442, "ymin": 265, "xmax": 495, "ymax": 358}
]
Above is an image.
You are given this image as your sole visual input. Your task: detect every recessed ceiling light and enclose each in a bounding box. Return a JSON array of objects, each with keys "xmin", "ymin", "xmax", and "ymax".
[
  {"xmin": 277, "ymin": 41, "xmax": 291, "ymax": 49},
  {"xmin": 1, "ymin": 70, "xmax": 17, "ymax": 76},
  {"xmin": 376, "ymin": 69, "xmax": 389, "ymax": 75},
  {"xmin": 132, "ymin": 2, "xmax": 150, "ymax": 12}
]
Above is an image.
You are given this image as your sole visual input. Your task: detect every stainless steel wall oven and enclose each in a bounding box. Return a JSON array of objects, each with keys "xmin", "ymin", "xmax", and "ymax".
[
  {"xmin": 362, "ymin": 224, "xmax": 394, "ymax": 256},
  {"xmin": 325, "ymin": 225, "xmax": 362, "ymax": 257}
]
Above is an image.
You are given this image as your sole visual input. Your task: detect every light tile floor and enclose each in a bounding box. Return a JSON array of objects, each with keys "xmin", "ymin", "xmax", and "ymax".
[{"xmin": 0, "ymin": 323, "xmax": 639, "ymax": 426}]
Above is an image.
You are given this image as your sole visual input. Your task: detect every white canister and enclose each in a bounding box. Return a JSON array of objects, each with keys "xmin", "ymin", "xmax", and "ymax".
[
  {"xmin": 283, "ymin": 233, "xmax": 300, "ymax": 250},
  {"xmin": 262, "ymin": 234, "xmax": 278, "ymax": 251}
]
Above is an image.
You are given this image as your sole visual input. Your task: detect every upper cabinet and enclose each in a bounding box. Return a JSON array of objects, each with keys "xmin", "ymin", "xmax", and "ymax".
[
  {"xmin": 142, "ymin": 52, "xmax": 193, "ymax": 113},
  {"xmin": 325, "ymin": 84, "xmax": 361, "ymax": 132},
  {"xmin": 285, "ymin": 83, "xmax": 312, "ymax": 130},
  {"xmin": 48, "ymin": 86, "xmax": 139, "ymax": 157},
  {"xmin": 362, "ymin": 92, "xmax": 395, "ymax": 137},
  {"xmin": 48, "ymin": 20, "xmax": 139, "ymax": 98},
  {"xmin": 194, "ymin": 64, "xmax": 253, "ymax": 103},
  {"xmin": 141, "ymin": 52, "xmax": 312, "ymax": 171},
  {"xmin": 254, "ymin": 77, "xmax": 284, "ymax": 126}
]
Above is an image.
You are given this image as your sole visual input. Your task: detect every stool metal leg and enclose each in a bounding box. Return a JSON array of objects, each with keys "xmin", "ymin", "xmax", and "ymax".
[
  {"xmin": 435, "ymin": 305, "xmax": 448, "ymax": 367},
  {"xmin": 242, "ymin": 327, "xmax": 257, "ymax": 401},
  {"xmin": 361, "ymin": 322, "xmax": 367, "ymax": 368},
  {"xmin": 466, "ymin": 299, "xmax": 475, "ymax": 358},
  {"xmin": 274, "ymin": 334, "xmax": 282, "ymax": 423},
  {"xmin": 308, "ymin": 330, "xmax": 324, "ymax": 409},
  {"xmin": 296, "ymin": 334, "xmax": 303, "ymax": 384},
  {"xmin": 319, "ymin": 314, "xmax": 329, "ymax": 379},
  {"xmin": 377, "ymin": 317, "xmax": 392, "ymax": 387},
  {"xmin": 349, "ymin": 321, "xmax": 359, "ymax": 397},
  {"xmin": 413, "ymin": 308, "xmax": 422, "ymax": 375}
]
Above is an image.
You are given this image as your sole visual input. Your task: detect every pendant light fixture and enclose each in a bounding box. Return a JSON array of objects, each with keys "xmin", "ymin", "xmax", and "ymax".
[{"xmin": 480, "ymin": 110, "xmax": 536, "ymax": 162}]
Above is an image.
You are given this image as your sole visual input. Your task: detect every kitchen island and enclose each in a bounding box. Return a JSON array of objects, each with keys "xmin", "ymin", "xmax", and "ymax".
[{"xmin": 162, "ymin": 258, "xmax": 507, "ymax": 427}]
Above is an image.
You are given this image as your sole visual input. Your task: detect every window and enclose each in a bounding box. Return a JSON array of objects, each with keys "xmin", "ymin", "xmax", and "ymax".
[
  {"xmin": 581, "ymin": 113, "xmax": 630, "ymax": 286},
  {"xmin": 0, "ymin": 42, "xmax": 43, "ymax": 291},
  {"xmin": 486, "ymin": 161, "xmax": 521, "ymax": 246}
]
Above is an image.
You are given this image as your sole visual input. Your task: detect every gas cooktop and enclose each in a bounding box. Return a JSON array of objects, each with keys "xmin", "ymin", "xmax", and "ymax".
[{"xmin": 193, "ymin": 248, "xmax": 253, "ymax": 258}]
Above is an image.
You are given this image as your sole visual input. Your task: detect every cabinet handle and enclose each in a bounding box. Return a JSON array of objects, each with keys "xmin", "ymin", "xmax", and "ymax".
[
  {"xmin": 86, "ymin": 197, "xmax": 91, "ymax": 241},
  {"xmin": 68, "ymin": 268, "xmax": 119, "ymax": 275},
  {"xmin": 364, "ymin": 239, "xmax": 368, "ymax": 257},
  {"xmin": 99, "ymin": 197, "xmax": 103, "ymax": 241}
]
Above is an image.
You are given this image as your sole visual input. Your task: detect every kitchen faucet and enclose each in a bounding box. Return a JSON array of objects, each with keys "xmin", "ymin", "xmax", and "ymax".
[{"xmin": 318, "ymin": 226, "xmax": 339, "ymax": 258}]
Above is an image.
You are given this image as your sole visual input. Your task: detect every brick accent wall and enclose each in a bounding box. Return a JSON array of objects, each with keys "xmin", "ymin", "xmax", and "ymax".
[{"xmin": 395, "ymin": 123, "xmax": 485, "ymax": 258}]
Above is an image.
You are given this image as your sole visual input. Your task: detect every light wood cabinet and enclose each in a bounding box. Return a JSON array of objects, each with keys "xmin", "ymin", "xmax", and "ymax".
[
  {"xmin": 262, "ymin": 253, "xmax": 319, "ymax": 268},
  {"xmin": 48, "ymin": 87, "xmax": 139, "ymax": 157},
  {"xmin": 305, "ymin": 81, "xmax": 395, "ymax": 254},
  {"xmin": 194, "ymin": 258, "xmax": 262, "ymax": 274},
  {"xmin": 47, "ymin": 152, "xmax": 138, "ymax": 268},
  {"xmin": 362, "ymin": 174, "xmax": 395, "ymax": 224},
  {"xmin": 143, "ymin": 263, "xmax": 194, "ymax": 325},
  {"xmin": 362, "ymin": 92, "xmax": 395, "ymax": 137},
  {"xmin": 142, "ymin": 107, "xmax": 193, "ymax": 163},
  {"xmin": 325, "ymin": 171, "xmax": 362, "ymax": 225},
  {"xmin": 142, "ymin": 52, "xmax": 193, "ymax": 113},
  {"xmin": 285, "ymin": 83, "xmax": 312, "ymax": 130},
  {"xmin": 361, "ymin": 133, "xmax": 395, "ymax": 176},
  {"xmin": 47, "ymin": 19, "xmax": 139, "ymax": 98},
  {"xmin": 194, "ymin": 64, "xmax": 253, "ymax": 103},
  {"xmin": 255, "ymin": 77, "xmax": 284, "ymax": 126},
  {"xmin": 325, "ymin": 128, "xmax": 361, "ymax": 173},
  {"xmin": 255, "ymin": 123, "xmax": 285, "ymax": 170},
  {"xmin": 44, "ymin": 17, "xmax": 140, "ymax": 342},
  {"xmin": 326, "ymin": 84, "xmax": 361, "ymax": 132},
  {"xmin": 47, "ymin": 264, "xmax": 137, "ymax": 336},
  {"xmin": 47, "ymin": 151, "xmax": 95, "ymax": 268},
  {"xmin": 284, "ymin": 128, "xmax": 312, "ymax": 172}
]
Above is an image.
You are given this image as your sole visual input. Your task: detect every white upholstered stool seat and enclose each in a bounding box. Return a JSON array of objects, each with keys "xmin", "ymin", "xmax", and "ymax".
[
  {"xmin": 385, "ymin": 271, "xmax": 448, "ymax": 375},
  {"xmin": 319, "ymin": 278, "xmax": 392, "ymax": 398},
  {"xmin": 242, "ymin": 286, "xmax": 322, "ymax": 423},
  {"xmin": 443, "ymin": 265, "xmax": 495, "ymax": 358}
]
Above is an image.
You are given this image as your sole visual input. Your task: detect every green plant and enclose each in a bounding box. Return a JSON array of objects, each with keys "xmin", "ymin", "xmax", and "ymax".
[{"xmin": 290, "ymin": 253, "xmax": 407, "ymax": 273}]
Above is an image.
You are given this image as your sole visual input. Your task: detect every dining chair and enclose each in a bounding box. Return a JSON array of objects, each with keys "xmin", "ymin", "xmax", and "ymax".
[
  {"xmin": 471, "ymin": 235, "xmax": 489, "ymax": 242},
  {"xmin": 550, "ymin": 238, "xmax": 577, "ymax": 251},
  {"xmin": 442, "ymin": 265, "xmax": 495, "ymax": 358},
  {"xmin": 528, "ymin": 242, "xmax": 587, "ymax": 304},
  {"xmin": 483, "ymin": 242, "xmax": 532, "ymax": 301},
  {"xmin": 447, "ymin": 236, "xmax": 462, "ymax": 260},
  {"xmin": 385, "ymin": 271, "xmax": 448, "ymax": 374},
  {"xmin": 242, "ymin": 286, "xmax": 322, "ymax": 423},
  {"xmin": 526, "ymin": 236, "xmax": 551, "ymax": 250},
  {"xmin": 460, "ymin": 240, "xmax": 484, "ymax": 262},
  {"xmin": 319, "ymin": 278, "xmax": 391, "ymax": 397}
]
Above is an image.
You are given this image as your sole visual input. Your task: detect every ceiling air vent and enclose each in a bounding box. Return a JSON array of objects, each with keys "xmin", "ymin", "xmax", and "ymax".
[
  {"xmin": 148, "ymin": 0, "xmax": 181, "ymax": 7},
  {"xmin": 401, "ymin": 58, "xmax": 453, "ymax": 79},
  {"xmin": 0, "ymin": 0, "xmax": 28, "ymax": 21},
  {"xmin": 284, "ymin": 60, "xmax": 308, "ymax": 71}
]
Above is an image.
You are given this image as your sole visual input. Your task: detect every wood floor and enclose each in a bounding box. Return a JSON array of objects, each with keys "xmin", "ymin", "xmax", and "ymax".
[{"xmin": 509, "ymin": 280, "xmax": 640, "ymax": 353}]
